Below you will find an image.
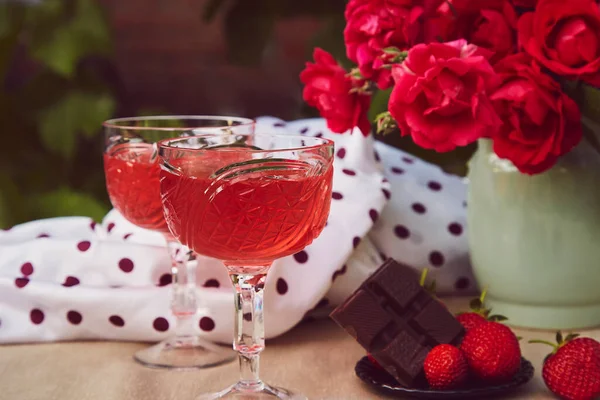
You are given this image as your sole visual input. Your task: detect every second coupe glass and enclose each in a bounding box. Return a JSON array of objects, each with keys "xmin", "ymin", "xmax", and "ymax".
[{"xmin": 103, "ymin": 115, "xmax": 254, "ymax": 369}]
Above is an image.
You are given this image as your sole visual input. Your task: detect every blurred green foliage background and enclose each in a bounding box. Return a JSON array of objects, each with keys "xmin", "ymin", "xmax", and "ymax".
[
  {"xmin": 1, "ymin": 0, "xmax": 117, "ymax": 228},
  {"xmin": 0, "ymin": 0, "xmax": 475, "ymax": 229}
]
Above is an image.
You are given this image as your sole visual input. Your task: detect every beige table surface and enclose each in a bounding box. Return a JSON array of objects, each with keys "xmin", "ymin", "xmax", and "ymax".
[{"xmin": 1, "ymin": 297, "xmax": 597, "ymax": 400}]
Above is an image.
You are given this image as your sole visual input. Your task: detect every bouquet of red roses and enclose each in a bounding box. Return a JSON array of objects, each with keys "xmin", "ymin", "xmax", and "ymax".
[{"xmin": 300, "ymin": 0, "xmax": 600, "ymax": 174}]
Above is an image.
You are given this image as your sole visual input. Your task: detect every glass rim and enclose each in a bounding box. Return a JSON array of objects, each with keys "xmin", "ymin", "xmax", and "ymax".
[
  {"xmin": 157, "ymin": 133, "xmax": 335, "ymax": 154},
  {"xmin": 102, "ymin": 115, "xmax": 256, "ymax": 131}
]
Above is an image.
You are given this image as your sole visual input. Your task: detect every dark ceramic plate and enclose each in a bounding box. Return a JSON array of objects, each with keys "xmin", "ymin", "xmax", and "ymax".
[{"xmin": 355, "ymin": 356, "xmax": 534, "ymax": 399}]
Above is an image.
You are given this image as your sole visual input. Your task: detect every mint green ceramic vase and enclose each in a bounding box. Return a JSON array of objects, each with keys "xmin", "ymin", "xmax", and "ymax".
[{"xmin": 467, "ymin": 139, "xmax": 600, "ymax": 330}]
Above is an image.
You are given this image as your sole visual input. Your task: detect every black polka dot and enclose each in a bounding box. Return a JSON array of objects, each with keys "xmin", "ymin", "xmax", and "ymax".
[
  {"xmin": 428, "ymin": 181, "xmax": 442, "ymax": 191},
  {"xmin": 353, "ymin": 236, "xmax": 361, "ymax": 248},
  {"xmin": 21, "ymin": 262, "xmax": 34, "ymax": 276},
  {"xmin": 374, "ymin": 150, "xmax": 381, "ymax": 162},
  {"xmin": 429, "ymin": 251, "xmax": 445, "ymax": 267},
  {"xmin": 369, "ymin": 209, "xmax": 379, "ymax": 223},
  {"xmin": 63, "ymin": 276, "xmax": 80, "ymax": 287},
  {"xmin": 299, "ymin": 127, "xmax": 309, "ymax": 134},
  {"xmin": 454, "ymin": 277, "xmax": 470, "ymax": 290},
  {"xmin": 294, "ymin": 251, "xmax": 308, "ymax": 263},
  {"xmin": 107, "ymin": 222, "xmax": 115, "ymax": 233},
  {"xmin": 276, "ymin": 278, "xmax": 288, "ymax": 295},
  {"xmin": 153, "ymin": 317, "xmax": 169, "ymax": 332},
  {"xmin": 199, "ymin": 316, "xmax": 215, "ymax": 331},
  {"xmin": 77, "ymin": 241, "xmax": 91, "ymax": 252},
  {"xmin": 412, "ymin": 203, "xmax": 426, "ymax": 214},
  {"xmin": 90, "ymin": 221, "xmax": 97, "ymax": 231},
  {"xmin": 158, "ymin": 273, "xmax": 172, "ymax": 286},
  {"xmin": 273, "ymin": 122, "xmax": 286, "ymax": 127},
  {"xmin": 448, "ymin": 222, "xmax": 463, "ymax": 236},
  {"xmin": 109, "ymin": 315, "xmax": 125, "ymax": 327},
  {"xmin": 402, "ymin": 157, "xmax": 414, "ymax": 164},
  {"xmin": 332, "ymin": 192, "xmax": 343, "ymax": 200},
  {"xmin": 391, "ymin": 167, "xmax": 404, "ymax": 174},
  {"xmin": 30, "ymin": 309, "xmax": 44, "ymax": 324},
  {"xmin": 118, "ymin": 258, "xmax": 134, "ymax": 273},
  {"xmin": 315, "ymin": 132, "xmax": 323, "ymax": 138},
  {"xmin": 382, "ymin": 188, "xmax": 391, "ymax": 199},
  {"xmin": 394, "ymin": 225, "xmax": 410, "ymax": 239},
  {"xmin": 337, "ymin": 148, "xmax": 346, "ymax": 159},
  {"xmin": 67, "ymin": 311, "xmax": 82, "ymax": 325},
  {"xmin": 15, "ymin": 277, "xmax": 29, "ymax": 288},
  {"xmin": 123, "ymin": 233, "xmax": 133, "ymax": 240},
  {"xmin": 203, "ymin": 279, "xmax": 220, "ymax": 288},
  {"xmin": 37, "ymin": 233, "xmax": 50, "ymax": 238},
  {"xmin": 342, "ymin": 168, "xmax": 356, "ymax": 176},
  {"xmin": 332, "ymin": 265, "xmax": 347, "ymax": 282}
]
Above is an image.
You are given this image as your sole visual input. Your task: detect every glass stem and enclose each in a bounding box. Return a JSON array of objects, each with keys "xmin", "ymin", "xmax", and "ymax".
[
  {"xmin": 229, "ymin": 270, "xmax": 268, "ymax": 391},
  {"xmin": 166, "ymin": 237, "xmax": 198, "ymax": 338}
]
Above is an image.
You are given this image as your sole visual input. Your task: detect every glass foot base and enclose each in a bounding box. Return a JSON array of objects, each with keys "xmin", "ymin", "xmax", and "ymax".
[
  {"xmin": 197, "ymin": 382, "xmax": 307, "ymax": 400},
  {"xmin": 134, "ymin": 335, "xmax": 236, "ymax": 370}
]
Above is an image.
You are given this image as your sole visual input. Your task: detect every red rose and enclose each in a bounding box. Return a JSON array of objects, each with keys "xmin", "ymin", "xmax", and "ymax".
[
  {"xmin": 388, "ymin": 40, "xmax": 502, "ymax": 152},
  {"xmin": 300, "ymin": 48, "xmax": 372, "ymax": 136},
  {"xmin": 344, "ymin": 0, "xmax": 424, "ymax": 89},
  {"xmin": 518, "ymin": 0, "xmax": 600, "ymax": 86},
  {"xmin": 430, "ymin": 0, "xmax": 518, "ymax": 64},
  {"xmin": 511, "ymin": 0, "xmax": 536, "ymax": 7},
  {"xmin": 490, "ymin": 53, "xmax": 582, "ymax": 174}
]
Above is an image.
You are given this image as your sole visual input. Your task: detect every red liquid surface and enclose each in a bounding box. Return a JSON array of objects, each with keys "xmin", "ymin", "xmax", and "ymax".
[
  {"xmin": 104, "ymin": 143, "xmax": 170, "ymax": 233},
  {"xmin": 160, "ymin": 158, "xmax": 333, "ymax": 266}
]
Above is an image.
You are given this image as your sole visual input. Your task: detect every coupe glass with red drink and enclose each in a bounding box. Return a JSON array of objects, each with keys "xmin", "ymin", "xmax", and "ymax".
[
  {"xmin": 103, "ymin": 116, "xmax": 254, "ymax": 369},
  {"xmin": 158, "ymin": 133, "xmax": 334, "ymax": 399}
]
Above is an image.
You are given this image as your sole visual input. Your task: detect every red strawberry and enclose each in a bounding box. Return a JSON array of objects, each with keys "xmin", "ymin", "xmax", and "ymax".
[
  {"xmin": 531, "ymin": 332, "xmax": 600, "ymax": 400},
  {"xmin": 456, "ymin": 288, "xmax": 507, "ymax": 332},
  {"xmin": 460, "ymin": 321, "xmax": 521, "ymax": 383},
  {"xmin": 456, "ymin": 313, "xmax": 487, "ymax": 332},
  {"xmin": 367, "ymin": 354, "xmax": 383, "ymax": 370},
  {"xmin": 424, "ymin": 344, "xmax": 469, "ymax": 390}
]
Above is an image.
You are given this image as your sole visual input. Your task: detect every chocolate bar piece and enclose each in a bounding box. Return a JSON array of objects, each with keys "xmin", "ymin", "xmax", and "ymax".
[{"xmin": 330, "ymin": 258, "xmax": 464, "ymax": 387}]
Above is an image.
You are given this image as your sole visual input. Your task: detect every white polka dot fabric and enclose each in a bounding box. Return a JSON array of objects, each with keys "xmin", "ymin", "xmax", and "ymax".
[
  {"xmin": 0, "ymin": 117, "xmax": 473, "ymax": 344},
  {"xmin": 368, "ymin": 140, "xmax": 476, "ymax": 295}
]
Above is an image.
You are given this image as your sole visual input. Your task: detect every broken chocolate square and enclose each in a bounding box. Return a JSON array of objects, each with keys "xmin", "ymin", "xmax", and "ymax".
[{"xmin": 330, "ymin": 258, "xmax": 464, "ymax": 387}]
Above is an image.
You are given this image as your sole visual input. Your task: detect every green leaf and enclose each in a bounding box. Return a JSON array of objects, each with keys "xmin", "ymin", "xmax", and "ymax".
[
  {"xmin": 28, "ymin": 0, "xmax": 112, "ymax": 77},
  {"xmin": 30, "ymin": 188, "xmax": 109, "ymax": 221},
  {"xmin": 38, "ymin": 91, "xmax": 115, "ymax": 158},
  {"xmin": 489, "ymin": 315, "xmax": 508, "ymax": 322},
  {"xmin": 369, "ymin": 88, "xmax": 392, "ymax": 122},
  {"xmin": 556, "ymin": 331, "xmax": 563, "ymax": 344},
  {"xmin": 565, "ymin": 333, "xmax": 580, "ymax": 342}
]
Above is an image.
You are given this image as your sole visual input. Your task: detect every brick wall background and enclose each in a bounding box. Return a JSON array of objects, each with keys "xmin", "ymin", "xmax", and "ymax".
[{"xmin": 100, "ymin": 0, "xmax": 322, "ymax": 120}]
